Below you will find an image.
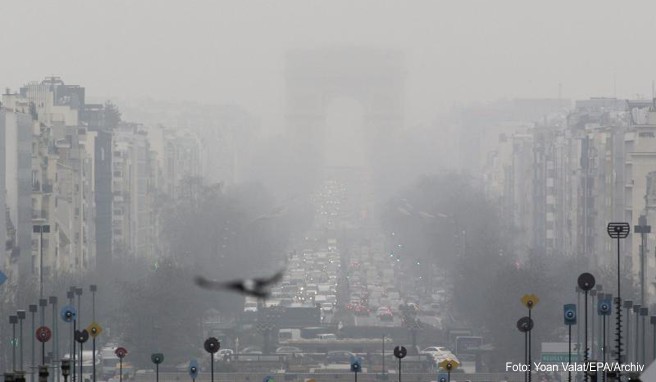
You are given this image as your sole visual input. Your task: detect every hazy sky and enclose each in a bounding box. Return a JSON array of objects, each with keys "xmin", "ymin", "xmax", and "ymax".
[{"xmin": 3, "ymin": 1, "xmax": 656, "ymax": 130}]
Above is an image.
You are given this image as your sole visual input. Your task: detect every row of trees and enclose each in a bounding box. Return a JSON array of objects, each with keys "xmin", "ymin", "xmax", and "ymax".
[
  {"xmin": 381, "ymin": 172, "xmax": 636, "ymax": 370},
  {"xmin": 0, "ymin": 177, "xmax": 307, "ymax": 369}
]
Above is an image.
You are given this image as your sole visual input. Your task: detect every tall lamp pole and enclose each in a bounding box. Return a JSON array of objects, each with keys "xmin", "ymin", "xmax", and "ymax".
[
  {"xmin": 32, "ymin": 223, "xmax": 50, "ymax": 300},
  {"xmin": 651, "ymin": 315, "xmax": 656, "ymax": 363},
  {"xmin": 29, "ymin": 305, "xmax": 37, "ymax": 382},
  {"xmin": 50, "ymin": 296, "xmax": 60, "ymax": 382},
  {"xmin": 578, "ymin": 273, "xmax": 595, "ymax": 382},
  {"xmin": 90, "ymin": 285, "xmax": 97, "ymax": 382},
  {"xmin": 607, "ymin": 222, "xmax": 630, "ymax": 372},
  {"xmin": 640, "ymin": 307, "xmax": 648, "ymax": 365},
  {"xmin": 10, "ymin": 315, "xmax": 18, "ymax": 371},
  {"xmin": 633, "ymin": 305, "xmax": 641, "ymax": 364},
  {"xmin": 17, "ymin": 310, "xmax": 26, "ymax": 373},
  {"xmin": 634, "ymin": 216, "xmax": 650, "ymax": 307},
  {"xmin": 624, "ymin": 301, "xmax": 633, "ymax": 363}
]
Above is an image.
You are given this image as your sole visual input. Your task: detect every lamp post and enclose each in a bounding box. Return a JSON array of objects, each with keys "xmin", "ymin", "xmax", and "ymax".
[
  {"xmin": 607, "ymin": 222, "xmax": 630, "ymax": 371},
  {"xmin": 633, "ymin": 304, "xmax": 641, "ymax": 364},
  {"xmin": 29, "ymin": 305, "xmax": 37, "ymax": 382},
  {"xmin": 578, "ymin": 273, "xmax": 596, "ymax": 382},
  {"xmin": 50, "ymin": 296, "xmax": 60, "ymax": 382},
  {"xmin": 576, "ymin": 287, "xmax": 582, "ymax": 364},
  {"xmin": 10, "ymin": 314, "xmax": 18, "ymax": 371},
  {"xmin": 74, "ymin": 288, "xmax": 82, "ymax": 326},
  {"xmin": 564, "ymin": 304, "xmax": 577, "ymax": 382},
  {"xmin": 598, "ymin": 295, "xmax": 611, "ymax": 382},
  {"xmin": 634, "ymin": 216, "xmax": 650, "ymax": 307},
  {"xmin": 32, "ymin": 223, "xmax": 50, "ymax": 300},
  {"xmin": 61, "ymin": 359, "xmax": 71, "ymax": 382},
  {"xmin": 89, "ymin": 285, "xmax": 97, "ymax": 321},
  {"xmin": 89, "ymin": 284, "xmax": 97, "ymax": 382},
  {"xmin": 651, "ymin": 315, "xmax": 656, "ymax": 363},
  {"xmin": 17, "ymin": 310, "xmax": 26, "ymax": 372},
  {"xmin": 590, "ymin": 289, "xmax": 597, "ymax": 360},
  {"xmin": 640, "ymin": 307, "xmax": 648, "ymax": 365},
  {"xmin": 66, "ymin": 290, "xmax": 76, "ymax": 382},
  {"xmin": 623, "ymin": 300, "xmax": 633, "ymax": 363},
  {"xmin": 521, "ymin": 294, "xmax": 539, "ymax": 382}
]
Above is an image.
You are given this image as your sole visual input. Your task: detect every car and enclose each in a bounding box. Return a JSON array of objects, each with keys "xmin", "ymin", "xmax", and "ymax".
[
  {"xmin": 215, "ymin": 349, "xmax": 234, "ymax": 360},
  {"xmin": 325, "ymin": 351, "xmax": 355, "ymax": 364},
  {"xmin": 321, "ymin": 302, "xmax": 334, "ymax": 314},
  {"xmin": 275, "ymin": 346, "xmax": 303, "ymax": 354},
  {"xmin": 241, "ymin": 346, "xmax": 262, "ymax": 354},
  {"xmin": 420, "ymin": 346, "xmax": 450, "ymax": 356},
  {"xmin": 377, "ymin": 307, "xmax": 393, "ymax": 321},
  {"xmin": 244, "ymin": 301, "xmax": 258, "ymax": 312}
]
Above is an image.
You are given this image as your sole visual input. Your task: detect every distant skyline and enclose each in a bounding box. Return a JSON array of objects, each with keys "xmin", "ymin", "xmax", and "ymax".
[{"xmin": 3, "ymin": 1, "xmax": 656, "ymax": 131}]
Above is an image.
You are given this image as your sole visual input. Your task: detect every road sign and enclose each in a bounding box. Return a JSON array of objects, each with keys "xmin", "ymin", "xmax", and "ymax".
[
  {"xmin": 350, "ymin": 356, "xmax": 362, "ymax": 372},
  {"xmin": 60, "ymin": 305, "xmax": 77, "ymax": 322},
  {"xmin": 36, "ymin": 326, "xmax": 51, "ymax": 343},
  {"xmin": 438, "ymin": 359, "xmax": 459, "ymax": 371},
  {"xmin": 0, "ymin": 271, "xmax": 7, "ymax": 286},
  {"xmin": 393, "ymin": 346, "xmax": 407, "ymax": 359},
  {"xmin": 516, "ymin": 316, "xmax": 533, "ymax": 333},
  {"xmin": 75, "ymin": 329, "xmax": 89, "ymax": 344},
  {"xmin": 455, "ymin": 336, "xmax": 482, "ymax": 354},
  {"xmin": 151, "ymin": 353, "xmax": 164, "ymax": 364},
  {"xmin": 564, "ymin": 304, "xmax": 577, "ymax": 325},
  {"xmin": 115, "ymin": 347, "xmax": 128, "ymax": 359},
  {"xmin": 521, "ymin": 294, "xmax": 539, "ymax": 309},
  {"xmin": 607, "ymin": 222, "xmax": 630, "ymax": 239},
  {"xmin": 204, "ymin": 337, "xmax": 220, "ymax": 353},
  {"xmin": 577, "ymin": 273, "xmax": 596, "ymax": 291},
  {"xmin": 87, "ymin": 322, "xmax": 103, "ymax": 338},
  {"xmin": 188, "ymin": 359, "xmax": 199, "ymax": 380},
  {"xmin": 598, "ymin": 298, "xmax": 612, "ymax": 316}
]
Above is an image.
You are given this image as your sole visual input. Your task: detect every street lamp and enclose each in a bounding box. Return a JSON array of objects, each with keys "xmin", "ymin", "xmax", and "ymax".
[
  {"xmin": 624, "ymin": 300, "xmax": 633, "ymax": 363},
  {"xmin": 590, "ymin": 289, "xmax": 597, "ymax": 360},
  {"xmin": 89, "ymin": 285, "xmax": 97, "ymax": 321},
  {"xmin": 17, "ymin": 310, "xmax": 26, "ymax": 372},
  {"xmin": 640, "ymin": 307, "xmax": 648, "ymax": 365},
  {"xmin": 89, "ymin": 284, "xmax": 98, "ymax": 382},
  {"xmin": 61, "ymin": 359, "xmax": 71, "ymax": 382},
  {"xmin": 634, "ymin": 216, "xmax": 650, "ymax": 307},
  {"xmin": 651, "ymin": 315, "xmax": 656, "ymax": 363},
  {"xmin": 578, "ymin": 273, "xmax": 596, "ymax": 382},
  {"xmin": 29, "ymin": 305, "xmax": 37, "ymax": 382},
  {"xmin": 49, "ymin": 296, "xmax": 60, "ymax": 382},
  {"xmin": 10, "ymin": 314, "xmax": 18, "ymax": 371},
  {"xmin": 633, "ymin": 304, "xmax": 641, "ymax": 364},
  {"xmin": 32, "ymin": 223, "xmax": 50, "ymax": 300},
  {"xmin": 74, "ymin": 288, "xmax": 83, "ymax": 324},
  {"xmin": 607, "ymin": 222, "xmax": 630, "ymax": 370}
]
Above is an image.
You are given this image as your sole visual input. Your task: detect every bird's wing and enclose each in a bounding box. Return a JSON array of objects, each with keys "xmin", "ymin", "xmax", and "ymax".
[
  {"xmin": 195, "ymin": 276, "xmax": 234, "ymax": 290},
  {"xmin": 254, "ymin": 269, "xmax": 285, "ymax": 287}
]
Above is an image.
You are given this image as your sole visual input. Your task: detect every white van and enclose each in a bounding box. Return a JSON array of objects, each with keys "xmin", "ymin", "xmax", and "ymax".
[{"xmin": 278, "ymin": 328, "xmax": 301, "ymax": 341}]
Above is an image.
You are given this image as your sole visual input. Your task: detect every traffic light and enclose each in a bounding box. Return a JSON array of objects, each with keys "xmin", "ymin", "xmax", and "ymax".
[
  {"xmin": 60, "ymin": 305, "xmax": 76, "ymax": 322},
  {"xmin": 564, "ymin": 304, "xmax": 577, "ymax": 325},
  {"xmin": 598, "ymin": 297, "xmax": 612, "ymax": 316},
  {"xmin": 350, "ymin": 356, "xmax": 362, "ymax": 373},
  {"xmin": 188, "ymin": 359, "xmax": 199, "ymax": 380},
  {"xmin": 151, "ymin": 353, "xmax": 164, "ymax": 365}
]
